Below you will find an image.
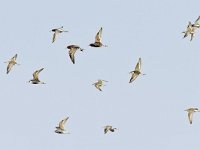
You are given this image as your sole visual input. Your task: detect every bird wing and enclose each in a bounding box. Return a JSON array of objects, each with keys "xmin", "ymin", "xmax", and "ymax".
[
  {"xmin": 183, "ymin": 31, "xmax": 189, "ymax": 38},
  {"xmin": 194, "ymin": 16, "xmax": 200, "ymax": 28},
  {"xmin": 59, "ymin": 117, "xmax": 69, "ymax": 130},
  {"xmin": 33, "ymin": 68, "xmax": 44, "ymax": 80},
  {"xmin": 95, "ymin": 27, "xmax": 102, "ymax": 43},
  {"xmin": 7, "ymin": 62, "xmax": 14, "ymax": 74},
  {"xmin": 104, "ymin": 128, "xmax": 108, "ymax": 134},
  {"xmin": 104, "ymin": 126, "xmax": 112, "ymax": 134},
  {"xmin": 69, "ymin": 48, "xmax": 76, "ymax": 64},
  {"xmin": 52, "ymin": 31, "xmax": 59, "ymax": 43},
  {"xmin": 129, "ymin": 73, "xmax": 139, "ymax": 83},
  {"xmin": 190, "ymin": 33, "xmax": 194, "ymax": 41},
  {"xmin": 135, "ymin": 58, "xmax": 141, "ymax": 71},
  {"xmin": 188, "ymin": 112, "xmax": 193, "ymax": 124}
]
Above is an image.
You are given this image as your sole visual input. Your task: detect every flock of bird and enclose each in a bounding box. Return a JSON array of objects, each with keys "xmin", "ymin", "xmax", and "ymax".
[
  {"xmin": 4, "ymin": 16, "xmax": 200, "ymax": 135},
  {"xmin": 182, "ymin": 16, "xmax": 200, "ymax": 124}
]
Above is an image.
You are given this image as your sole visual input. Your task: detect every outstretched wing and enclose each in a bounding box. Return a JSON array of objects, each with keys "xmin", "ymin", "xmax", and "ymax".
[
  {"xmin": 104, "ymin": 126, "xmax": 111, "ymax": 134},
  {"xmin": 104, "ymin": 128, "xmax": 109, "ymax": 134},
  {"xmin": 188, "ymin": 112, "xmax": 193, "ymax": 124},
  {"xmin": 194, "ymin": 16, "xmax": 200, "ymax": 28},
  {"xmin": 52, "ymin": 31, "xmax": 59, "ymax": 43},
  {"xmin": 33, "ymin": 68, "xmax": 44, "ymax": 80},
  {"xmin": 95, "ymin": 27, "xmax": 102, "ymax": 43},
  {"xmin": 69, "ymin": 48, "xmax": 76, "ymax": 64},
  {"xmin": 7, "ymin": 63, "xmax": 14, "ymax": 74},
  {"xmin": 135, "ymin": 58, "xmax": 141, "ymax": 71},
  {"xmin": 59, "ymin": 117, "xmax": 69, "ymax": 130},
  {"xmin": 129, "ymin": 73, "xmax": 139, "ymax": 83}
]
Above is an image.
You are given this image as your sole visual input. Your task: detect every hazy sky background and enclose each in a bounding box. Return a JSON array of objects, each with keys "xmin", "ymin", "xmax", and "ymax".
[{"xmin": 1, "ymin": 0, "xmax": 200, "ymax": 149}]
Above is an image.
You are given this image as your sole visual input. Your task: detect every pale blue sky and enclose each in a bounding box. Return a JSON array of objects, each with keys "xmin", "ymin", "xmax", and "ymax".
[{"xmin": 1, "ymin": 0, "xmax": 200, "ymax": 149}]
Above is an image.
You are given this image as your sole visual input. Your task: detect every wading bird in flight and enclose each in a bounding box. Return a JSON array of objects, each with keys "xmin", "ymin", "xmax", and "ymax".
[
  {"xmin": 129, "ymin": 58, "xmax": 145, "ymax": 83},
  {"xmin": 55, "ymin": 117, "xmax": 70, "ymax": 134},
  {"xmin": 92, "ymin": 79, "xmax": 108, "ymax": 91},
  {"xmin": 4, "ymin": 54, "xmax": 20, "ymax": 74},
  {"xmin": 103, "ymin": 125, "xmax": 117, "ymax": 134},
  {"xmin": 51, "ymin": 26, "xmax": 68, "ymax": 43},
  {"xmin": 29, "ymin": 68, "xmax": 45, "ymax": 84},
  {"xmin": 182, "ymin": 22, "xmax": 197, "ymax": 41},
  {"xmin": 66, "ymin": 45, "xmax": 84, "ymax": 64},
  {"xmin": 185, "ymin": 108, "xmax": 200, "ymax": 124},
  {"xmin": 89, "ymin": 27, "xmax": 107, "ymax": 47}
]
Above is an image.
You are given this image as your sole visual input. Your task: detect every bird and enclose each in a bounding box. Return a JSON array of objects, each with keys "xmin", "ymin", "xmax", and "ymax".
[
  {"xmin": 66, "ymin": 45, "xmax": 84, "ymax": 64},
  {"xmin": 103, "ymin": 125, "xmax": 117, "ymax": 134},
  {"xmin": 192, "ymin": 16, "xmax": 200, "ymax": 28},
  {"xmin": 4, "ymin": 54, "xmax": 20, "ymax": 74},
  {"xmin": 29, "ymin": 68, "xmax": 45, "ymax": 84},
  {"xmin": 129, "ymin": 58, "xmax": 145, "ymax": 83},
  {"xmin": 55, "ymin": 117, "xmax": 70, "ymax": 134},
  {"xmin": 185, "ymin": 108, "xmax": 200, "ymax": 124},
  {"xmin": 51, "ymin": 26, "xmax": 68, "ymax": 43},
  {"xmin": 92, "ymin": 79, "xmax": 108, "ymax": 91},
  {"xmin": 89, "ymin": 27, "xmax": 107, "ymax": 47},
  {"xmin": 182, "ymin": 22, "xmax": 197, "ymax": 41}
]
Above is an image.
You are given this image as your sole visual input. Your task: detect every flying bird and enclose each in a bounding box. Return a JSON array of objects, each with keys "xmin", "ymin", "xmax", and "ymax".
[
  {"xmin": 29, "ymin": 68, "xmax": 45, "ymax": 84},
  {"xmin": 92, "ymin": 79, "xmax": 108, "ymax": 91},
  {"xmin": 185, "ymin": 108, "xmax": 200, "ymax": 124},
  {"xmin": 193, "ymin": 16, "xmax": 200, "ymax": 28},
  {"xmin": 103, "ymin": 125, "xmax": 117, "ymax": 134},
  {"xmin": 66, "ymin": 45, "xmax": 84, "ymax": 64},
  {"xmin": 89, "ymin": 27, "xmax": 107, "ymax": 47},
  {"xmin": 129, "ymin": 58, "xmax": 145, "ymax": 83},
  {"xmin": 51, "ymin": 26, "xmax": 68, "ymax": 43},
  {"xmin": 55, "ymin": 117, "xmax": 70, "ymax": 134},
  {"xmin": 4, "ymin": 54, "xmax": 20, "ymax": 74},
  {"xmin": 182, "ymin": 22, "xmax": 197, "ymax": 41}
]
